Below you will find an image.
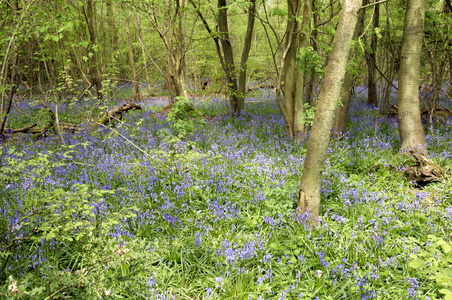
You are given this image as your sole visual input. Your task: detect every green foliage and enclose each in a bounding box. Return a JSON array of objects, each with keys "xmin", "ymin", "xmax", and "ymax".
[
  {"xmin": 297, "ymin": 46, "xmax": 325, "ymax": 77},
  {"xmin": 301, "ymin": 103, "xmax": 317, "ymax": 127},
  {"xmin": 261, "ymin": 181, "xmax": 298, "ymax": 221},
  {"xmin": 407, "ymin": 235, "xmax": 452, "ymax": 298},
  {"xmin": 269, "ymin": 6, "xmax": 287, "ymax": 17},
  {"xmin": 162, "ymin": 97, "xmax": 206, "ymax": 142},
  {"xmin": 0, "ymin": 148, "xmax": 144, "ymax": 299}
]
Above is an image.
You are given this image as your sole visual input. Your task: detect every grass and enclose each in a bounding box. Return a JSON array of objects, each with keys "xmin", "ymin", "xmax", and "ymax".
[{"xmin": 0, "ymin": 88, "xmax": 452, "ymax": 299}]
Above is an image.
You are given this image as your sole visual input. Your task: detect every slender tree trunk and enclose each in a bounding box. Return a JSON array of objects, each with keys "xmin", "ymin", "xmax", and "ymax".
[
  {"xmin": 86, "ymin": 0, "xmax": 103, "ymax": 100},
  {"xmin": 137, "ymin": 14, "xmax": 153, "ymax": 97},
  {"xmin": 125, "ymin": 16, "xmax": 140, "ymax": 102},
  {"xmin": 366, "ymin": 3, "xmax": 379, "ymax": 106},
  {"xmin": 445, "ymin": 0, "xmax": 452, "ymax": 80},
  {"xmin": 283, "ymin": 0, "xmax": 301, "ymax": 137},
  {"xmin": 237, "ymin": 0, "xmax": 256, "ymax": 110},
  {"xmin": 218, "ymin": 0, "xmax": 239, "ymax": 115},
  {"xmin": 397, "ymin": 0, "xmax": 427, "ymax": 153},
  {"xmin": 174, "ymin": 0, "xmax": 188, "ymax": 99},
  {"xmin": 333, "ymin": 0, "xmax": 366, "ymax": 133},
  {"xmin": 298, "ymin": 0, "xmax": 362, "ymax": 221},
  {"xmin": 106, "ymin": 1, "xmax": 119, "ymax": 78},
  {"xmin": 306, "ymin": 0, "xmax": 318, "ymax": 106},
  {"xmin": 294, "ymin": 0, "xmax": 312, "ymax": 139},
  {"xmin": 0, "ymin": 0, "xmax": 19, "ymax": 135}
]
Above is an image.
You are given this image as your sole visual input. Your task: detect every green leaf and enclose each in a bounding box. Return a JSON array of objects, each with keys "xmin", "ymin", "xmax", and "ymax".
[
  {"xmin": 439, "ymin": 289, "xmax": 452, "ymax": 295},
  {"xmin": 270, "ymin": 7, "xmax": 287, "ymax": 16},
  {"xmin": 409, "ymin": 258, "xmax": 423, "ymax": 269}
]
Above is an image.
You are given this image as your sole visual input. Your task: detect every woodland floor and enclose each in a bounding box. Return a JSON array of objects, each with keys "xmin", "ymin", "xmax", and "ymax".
[{"xmin": 1, "ymin": 88, "xmax": 452, "ymax": 299}]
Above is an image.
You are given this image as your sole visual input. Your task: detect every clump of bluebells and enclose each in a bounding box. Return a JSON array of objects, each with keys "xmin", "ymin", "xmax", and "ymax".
[{"xmin": 0, "ymin": 90, "xmax": 451, "ymax": 299}]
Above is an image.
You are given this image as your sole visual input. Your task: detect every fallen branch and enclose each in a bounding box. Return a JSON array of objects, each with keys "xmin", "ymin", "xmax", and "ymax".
[
  {"xmin": 95, "ymin": 121, "xmax": 152, "ymax": 158},
  {"xmin": 246, "ymin": 82, "xmax": 283, "ymax": 93},
  {"xmin": 3, "ymin": 123, "xmax": 37, "ymax": 134},
  {"xmin": 2, "ymin": 103, "xmax": 142, "ymax": 140},
  {"xmin": 387, "ymin": 104, "xmax": 451, "ymax": 118},
  {"xmin": 99, "ymin": 102, "xmax": 142, "ymax": 125}
]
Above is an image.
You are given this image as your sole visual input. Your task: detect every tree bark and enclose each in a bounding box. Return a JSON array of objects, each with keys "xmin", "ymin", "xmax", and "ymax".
[
  {"xmin": 237, "ymin": 0, "xmax": 257, "ymax": 111},
  {"xmin": 125, "ymin": 16, "xmax": 140, "ymax": 102},
  {"xmin": 136, "ymin": 14, "xmax": 154, "ymax": 97},
  {"xmin": 0, "ymin": 0, "xmax": 19, "ymax": 135},
  {"xmin": 191, "ymin": 0, "xmax": 256, "ymax": 116},
  {"xmin": 397, "ymin": 0, "xmax": 427, "ymax": 153},
  {"xmin": 283, "ymin": 0, "xmax": 301, "ymax": 138},
  {"xmin": 294, "ymin": 0, "xmax": 312, "ymax": 139},
  {"xmin": 333, "ymin": 0, "xmax": 366, "ymax": 133},
  {"xmin": 366, "ymin": 3, "xmax": 379, "ymax": 107},
  {"xmin": 298, "ymin": 0, "xmax": 362, "ymax": 221},
  {"xmin": 217, "ymin": 0, "xmax": 240, "ymax": 114},
  {"xmin": 175, "ymin": 0, "xmax": 188, "ymax": 99},
  {"xmin": 86, "ymin": 0, "xmax": 103, "ymax": 100},
  {"xmin": 106, "ymin": 1, "xmax": 119, "ymax": 78},
  {"xmin": 306, "ymin": 0, "xmax": 318, "ymax": 106}
]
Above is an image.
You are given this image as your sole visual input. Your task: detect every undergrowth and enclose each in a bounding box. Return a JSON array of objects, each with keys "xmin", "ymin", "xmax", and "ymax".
[{"xmin": 1, "ymin": 92, "xmax": 451, "ymax": 299}]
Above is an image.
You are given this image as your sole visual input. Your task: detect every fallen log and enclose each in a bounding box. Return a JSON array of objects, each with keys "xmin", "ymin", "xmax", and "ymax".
[
  {"xmin": 387, "ymin": 104, "xmax": 451, "ymax": 118},
  {"xmin": 2, "ymin": 124, "xmax": 37, "ymax": 134},
  {"xmin": 404, "ymin": 150, "xmax": 445, "ymax": 186},
  {"xmin": 246, "ymin": 82, "xmax": 284, "ymax": 93},
  {"xmin": 99, "ymin": 103, "xmax": 142, "ymax": 125},
  {"xmin": 2, "ymin": 103, "xmax": 143, "ymax": 141},
  {"xmin": 60, "ymin": 122, "xmax": 81, "ymax": 133}
]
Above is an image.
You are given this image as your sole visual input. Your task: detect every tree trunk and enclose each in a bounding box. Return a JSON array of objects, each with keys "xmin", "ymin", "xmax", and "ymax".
[
  {"xmin": 333, "ymin": 0, "xmax": 366, "ymax": 133},
  {"xmin": 397, "ymin": 0, "xmax": 427, "ymax": 153},
  {"xmin": 298, "ymin": 0, "xmax": 362, "ymax": 221},
  {"xmin": 174, "ymin": 0, "xmax": 189, "ymax": 99},
  {"xmin": 306, "ymin": 0, "xmax": 318, "ymax": 106},
  {"xmin": 125, "ymin": 16, "xmax": 140, "ymax": 102},
  {"xmin": 86, "ymin": 0, "xmax": 103, "ymax": 100},
  {"xmin": 106, "ymin": 1, "xmax": 119, "ymax": 78},
  {"xmin": 137, "ymin": 14, "xmax": 154, "ymax": 97},
  {"xmin": 293, "ymin": 0, "xmax": 312, "ymax": 139},
  {"xmin": 366, "ymin": 3, "xmax": 379, "ymax": 107},
  {"xmin": 445, "ymin": 0, "xmax": 452, "ymax": 81},
  {"xmin": 283, "ymin": 0, "xmax": 301, "ymax": 137},
  {"xmin": 0, "ymin": 0, "xmax": 19, "ymax": 135},
  {"xmin": 237, "ymin": 0, "xmax": 256, "ymax": 111},
  {"xmin": 217, "ymin": 0, "xmax": 239, "ymax": 115}
]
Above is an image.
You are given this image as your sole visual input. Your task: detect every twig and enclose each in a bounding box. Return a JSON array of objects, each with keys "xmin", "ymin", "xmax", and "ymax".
[
  {"xmin": 0, "ymin": 254, "xmax": 10, "ymax": 277},
  {"xmin": 95, "ymin": 121, "xmax": 152, "ymax": 158},
  {"xmin": 44, "ymin": 286, "xmax": 67, "ymax": 300},
  {"xmin": 411, "ymin": 271, "xmax": 433, "ymax": 300},
  {"xmin": 360, "ymin": 0, "xmax": 392, "ymax": 10},
  {"xmin": 54, "ymin": 105, "xmax": 67, "ymax": 146},
  {"xmin": 326, "ymin": 146, "xmax": 350, "ymax": 172}
]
